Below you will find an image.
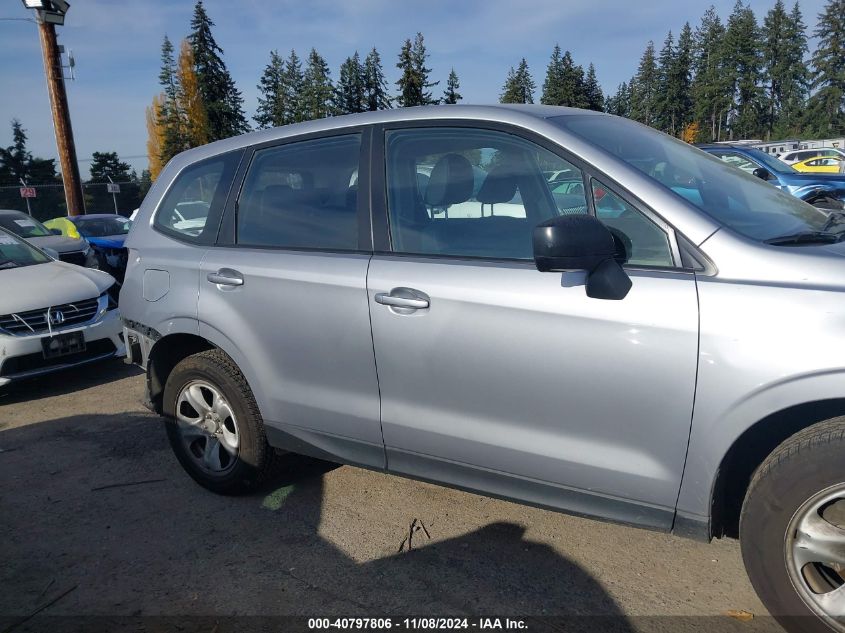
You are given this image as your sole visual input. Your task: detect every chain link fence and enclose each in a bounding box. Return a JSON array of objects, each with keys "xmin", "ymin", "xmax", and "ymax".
[{"xmin": 0, "ymin": 181, "xmax": 145, "ymax": 223}]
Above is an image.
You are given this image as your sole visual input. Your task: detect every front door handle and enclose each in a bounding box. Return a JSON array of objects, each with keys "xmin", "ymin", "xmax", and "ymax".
[
  {"xmin": 374, "ymin": 287, "xmax": 430, "ymax": 310},
  {"xmin": 207, "ymin": 269, "xmax": 244, "ymax": 287}
]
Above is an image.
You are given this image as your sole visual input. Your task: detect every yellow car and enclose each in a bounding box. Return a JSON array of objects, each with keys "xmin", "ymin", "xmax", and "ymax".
[
  {"xmin": 792, "ymin": 157, "xmax": 844, "ymax": 173},
  {"xmin": 43, "ymin": 216, "xmax": 83, "ymax": 239}
]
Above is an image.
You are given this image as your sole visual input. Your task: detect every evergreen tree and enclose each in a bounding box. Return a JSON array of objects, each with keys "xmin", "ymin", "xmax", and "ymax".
[
  {"xmin": 301, "ymin": 48, "xmax": 334, "ymax": 120},
  {"xmin": 396, "ymin": 33, "xmax": 439, "ymax": 106},
  {"xmin": 762, "ymin": 1, "xmax": 809, "ymax": 138},
  {"xmin": 500, "ymin": 58, "xmax": 535, "ymax": 104},
  {"xmin": 722, "ymin": 0, "xmax": 765, "ymax": 139},
  {"xmin": 806, "ymin": 0, "xmax": 845, "ymax": 135},
  {"xmin": 284, "ymin": 50, "xmax": 306, "ymax": 123},
  {"xmin": 335, "ymin": 52, "xmax": 366, "ymax": 115},
  {"xmin": 541, "ymin": 46, "xmax": 587, "ymax": 107},
  {"xmin": 189, "ymin": 0, "xmax": 249, "ymax": 140},
  {"xmin": 606, "ymin": 82, "xmax": 631, "ymax": 117},
  {"xmin": 692, "ymin": 6, "xmax": 730, "ymax": 141},
  {"xmin": 255, "ymin": 50, "xmax": 288, "ymax": 128},
  {"xmin": 656, "ymin": 27, "xmax": 693, "ymax": 136},
  {"xmin": 87, "ymin": 152, "xmax": 139, "ymax": 212},
  {"xmin": 0, "ymin": 120, "xmax": 64, "ymax": 218},
  {"xmin": 443, "ymin": 68, "xmax": 462, "ymax": 104},
  {"xmin": 630, "ymin": 41, "xmax": 659, "ymax": 125},
  {"xmin": 363, "ymin": 47, "xmax": 391, "ymax": 110},
  {"xmin": 584, "ymin": 63, "xmax": 604, "ymax": 111},
  {"xmin": 157, "ymin": 35, "xmax": 185, "ymax": 163}
]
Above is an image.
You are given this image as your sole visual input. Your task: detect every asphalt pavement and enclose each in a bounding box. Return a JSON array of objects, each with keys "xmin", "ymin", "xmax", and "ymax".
[{"xmin": 0, "ymin": 359, "xmax": 782, "ymax": 632}]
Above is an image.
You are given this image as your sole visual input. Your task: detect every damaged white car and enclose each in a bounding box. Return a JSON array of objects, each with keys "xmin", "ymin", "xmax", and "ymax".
[{"xmin": 0, "ymin": 227, "xmax": 124, "ymax": 387}]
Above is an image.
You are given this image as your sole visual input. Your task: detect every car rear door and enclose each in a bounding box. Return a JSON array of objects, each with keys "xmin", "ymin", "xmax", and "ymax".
[
  {"xmin": 366, "ymin": 123, "xmax": 700, "ymax": 528},
  {"xmin": 198, "ymin": 129, "xmax": 384, "ymax": 469}
]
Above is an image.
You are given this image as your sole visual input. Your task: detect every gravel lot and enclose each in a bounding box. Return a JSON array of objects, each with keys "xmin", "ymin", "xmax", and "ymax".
[{"xmin": 0, "ymin": 359, "xmax": 782, "ymax": 631}]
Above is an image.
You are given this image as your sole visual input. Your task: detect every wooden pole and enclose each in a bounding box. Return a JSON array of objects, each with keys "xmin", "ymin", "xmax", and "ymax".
[{"xmin": 37, "ymin": 18, "xmax": 85, "ymax": 216}]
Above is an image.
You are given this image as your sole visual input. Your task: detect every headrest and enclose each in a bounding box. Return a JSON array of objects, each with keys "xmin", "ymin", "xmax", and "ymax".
[
  {"xmin": 477, "ymin": 165, "xmax": 518, "ymax": 204},
  {"xmin": 424, "ymin": 153, "xmax": 474, "ymax": 207}
]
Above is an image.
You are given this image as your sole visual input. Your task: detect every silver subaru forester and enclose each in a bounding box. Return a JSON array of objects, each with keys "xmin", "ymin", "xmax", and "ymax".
[{"xmin": 122, "ymin": 105, "xmax": 845, "ymax": 631}]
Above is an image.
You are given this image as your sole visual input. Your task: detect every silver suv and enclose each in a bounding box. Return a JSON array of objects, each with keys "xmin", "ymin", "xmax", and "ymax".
[{"xmin": 122, "ymin": 105, "xmax": 845, "ymax": 631}]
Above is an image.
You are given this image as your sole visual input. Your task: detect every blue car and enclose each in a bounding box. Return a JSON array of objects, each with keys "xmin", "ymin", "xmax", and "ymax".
[
  {"xmin": 46, "ymin": 213, "xmax": 131, "ymax": 283},
  {"xmin": 698, "ymin": 144, "xmax": 845, "ymax": 211}
]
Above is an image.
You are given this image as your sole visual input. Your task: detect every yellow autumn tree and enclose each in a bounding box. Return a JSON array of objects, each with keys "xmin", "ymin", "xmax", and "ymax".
[
  {"xmin": 178, "ymin": 39, "xmax": 210, "ymax": 148},
  {"xmin": 682, "ymin": 121, "xmax": 700, "ymax": 144},
  {"xmin": 146, "ymin": 94, "xmax": 166, "ymax": 181}
]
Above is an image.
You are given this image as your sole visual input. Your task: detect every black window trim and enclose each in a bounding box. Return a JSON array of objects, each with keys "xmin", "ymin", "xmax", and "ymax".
[
  {"xmin": 216, "ymin": 125, "xmax": 374, "ymax": 254},
  {"xmin": 372, "ymin": 119, "xmax": 699, "ymax": 273},
  {"xmin": 152, "ymin": 148, "xmax": 246, "ymax": 246}
]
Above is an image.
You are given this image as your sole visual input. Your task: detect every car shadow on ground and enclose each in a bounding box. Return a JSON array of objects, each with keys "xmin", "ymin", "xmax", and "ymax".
[
  {"xmin": 0, "ymin": 412, "xmax": 782, "ymax": 633},
  {"xmin": 0, "ymin": 358, "xmax": 142, "ymax": 407}
]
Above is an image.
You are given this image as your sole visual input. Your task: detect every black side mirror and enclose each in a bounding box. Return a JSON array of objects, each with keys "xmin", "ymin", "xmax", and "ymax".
[
  {"xmin": 533, "ymin": 214, "xmax": 632, "ymax": 300},
  {"xmin": 752, "ymin": 167, "xmax": 771, "ymax": 181},
  {"xmin": 50, "ymin": 228, "xmax": 62, "ymax": 235}
]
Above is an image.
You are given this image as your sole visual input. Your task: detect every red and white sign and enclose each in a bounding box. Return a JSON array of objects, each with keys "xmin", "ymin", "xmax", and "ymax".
[{"xmin": 19, "ymin": 187, "xmax": 36, "ymax": 198}]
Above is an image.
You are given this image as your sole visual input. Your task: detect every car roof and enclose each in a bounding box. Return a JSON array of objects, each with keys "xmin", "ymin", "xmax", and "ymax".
[
  {"xmin": 0, "ymin": 209, "xmax": 30, "ymax": 217},
  {"xmin": 71, "ymin": 213, "xmax": 127, "ymax": 220},
  {"xmin": 170, "ymin": 104, "xmax": 606, "ymax": 165}
]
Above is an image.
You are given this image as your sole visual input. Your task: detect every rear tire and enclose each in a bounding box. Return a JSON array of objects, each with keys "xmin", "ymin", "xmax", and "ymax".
[
  {"xmin": 162, "ymin": 348, "xmax": 276, "ymax": 495},
  {"xmin": 741, "ymin": 417, "xmax": 845, "ymax": 633}
]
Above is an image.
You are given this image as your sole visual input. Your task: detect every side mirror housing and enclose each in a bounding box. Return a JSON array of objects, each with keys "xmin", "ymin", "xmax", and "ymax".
[
  {"xmin": 42, "ymin": 246, "xmax": 60, "ymax": 260},
  {"xmin": 752, "ymin": 167, "xmax": 771, "ymax": 181},
  {"xmin": 533, "ymin": 214, "xmax": 632, "ymax": 300}
]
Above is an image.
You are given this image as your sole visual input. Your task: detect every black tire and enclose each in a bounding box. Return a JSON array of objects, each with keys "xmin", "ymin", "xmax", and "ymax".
[
  {"xmin": 162, "ymin": 348, "xmax": 277, "ymax": 495},
  {"xmin": 741, "ymin": 417, "xmax": 845, "ymax": 633}
]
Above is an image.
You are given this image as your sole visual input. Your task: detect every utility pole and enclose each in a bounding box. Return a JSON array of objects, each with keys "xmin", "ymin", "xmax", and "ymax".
[{"xmin": 21, "ymin": 1, "xmax": 85, "ymax": 216}]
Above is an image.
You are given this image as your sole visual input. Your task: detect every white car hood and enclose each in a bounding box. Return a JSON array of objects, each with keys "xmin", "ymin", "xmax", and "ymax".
[{"xmin": 0, "ymin": 260, "xmax": 114, "ymax": 314}]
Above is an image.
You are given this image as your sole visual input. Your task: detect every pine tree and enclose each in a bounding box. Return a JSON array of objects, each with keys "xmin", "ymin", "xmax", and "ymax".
[
  {"xmin": 284, "ymin": 50, "xmax": 306, "ymax": 123},
  {"xmin": 762, "ymin": 1, "xmax": 809, "ymax": 138},
  {"xmin": 363, "ymin": 47, "xmax": 391, "ymax": 110},
  {"xmin": 157, "ymin": 35, "xmax": 185, "ymax": 163},
  {"xmin": 301, "ymin": 48, "xmax": 334, "ymax": 121},
  {"xmin": 335, "ymin": 52, "xmax": 366, "ymax": 115},
  {"xmin": 692, "ymin": 6, "xmax": 730, "ymax": 141},
  {"xmin": 541, "ymin": 46, "xmax": 587, "ymax": 107},
  {"xmin": 443, "ymin": 68, "xmax": 462, "ymax": 104},
  {"xmin": 396, "ymin": 33, "xmax": 439, "ymax": 107},
  {"xmin": 189, "ymin": 0, "xmax": 249, "ymax": 140},
  {"xmin": 722, "ymin": 0, "xmax": 765, "ymax": 139},
  {"xmin": 178, "ymin": 39, "xmax": 209, "ymax": 146},
  {"xmin": 87, "ymin": 152, "xmax": 138, "ymax": 211},
  {"xmin": 0, "ymin": 120, "xmax": 64, "ymax": 217},
  {"xmin": 806, "ymin": 0, "xmax": 845, "ymax": 135},
  {"xmin": 656, "ymin": 28, "xmax": 692, "ymax": 136},
  {"xmin": 630, "ymin": 41, "xmax": 659, "ymax": 125},
  {"xmin": 255, "ymin": 50, "xmax": 288, "ymax": 128},
  {"xmin": 584, "ymin": 63, "xmax": 604, "ymax": 111},
  {"xmin": 606, "ymin": 82, "xmax": 631, "ymax": 117},
  {"xmin": 500, "ymin": 58, "xmax": 535, "ymax": 104}
]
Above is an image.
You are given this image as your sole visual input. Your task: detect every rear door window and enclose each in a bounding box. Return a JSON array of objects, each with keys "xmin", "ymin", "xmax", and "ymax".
[{"xmin": 236, "ymin": 134, "xmax": 362, "ymax": 251}]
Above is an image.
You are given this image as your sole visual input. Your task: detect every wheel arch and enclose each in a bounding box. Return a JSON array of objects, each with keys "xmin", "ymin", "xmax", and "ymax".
[
  {"xmin": 710, "ymin": 398, "xmax": 845, "ymax": 539},
  {"xmin": 147, "ymin": 333, "xmax": 215, "ymax": 414}
]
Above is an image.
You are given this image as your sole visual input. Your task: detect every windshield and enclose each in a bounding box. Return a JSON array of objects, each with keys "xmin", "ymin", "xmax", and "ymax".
[
  {"xmin": 741, "ymin": 148, "xmax": 797, "ymax": 174},
  {"xmin": 74, "ymin": 216, "xmax": 132, "ymax": 238},
  {"xmin": 0, "ymin": 227, "xmax": 51, "ymax": 269},
  {"xmin": 0, "ymin": 213, "xmax": 52, "ymax": 238},
  {"xmin": 554, "ymin": 115, "xmax": 828, "ymax": 241}
]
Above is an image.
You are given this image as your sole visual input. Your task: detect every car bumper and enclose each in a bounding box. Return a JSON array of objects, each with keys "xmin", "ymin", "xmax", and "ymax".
[{"xmin": 0, "ymin": 309, "xmax": 125, "ymax": 386}]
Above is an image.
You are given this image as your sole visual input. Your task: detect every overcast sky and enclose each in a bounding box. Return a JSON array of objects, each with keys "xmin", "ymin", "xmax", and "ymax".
[{"xmin": 0, "ymin": 0, "xmax": 830, "ymax": 176}]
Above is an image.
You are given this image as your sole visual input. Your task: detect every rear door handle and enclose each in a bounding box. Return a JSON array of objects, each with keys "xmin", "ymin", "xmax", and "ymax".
[
  {"xmin": 207, "ymin": 269, "xmax": 244, "ymax": 287},
  {"xmin": 374, "ymin": 287, "xmax": 430, "ymax": 310}
]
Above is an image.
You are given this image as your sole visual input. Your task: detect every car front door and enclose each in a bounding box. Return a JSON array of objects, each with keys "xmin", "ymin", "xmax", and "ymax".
[
  {"xmin": 367, "ymin": 124, "xmax": 699, "ymax": 528},
  {"xmin": 198, "ymin": 130, "xmax": 384, "ymax": 469}
]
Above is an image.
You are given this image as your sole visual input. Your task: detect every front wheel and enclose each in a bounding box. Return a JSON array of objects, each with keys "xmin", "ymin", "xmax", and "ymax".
[
  {"xmin": 162, "ymin": 349, "xmax": 276, "ymax": 495},
  {"xmin": 741, "ymin": 418, "xmax": 845, "ymax": 633}
]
